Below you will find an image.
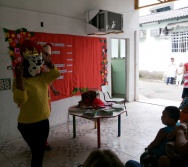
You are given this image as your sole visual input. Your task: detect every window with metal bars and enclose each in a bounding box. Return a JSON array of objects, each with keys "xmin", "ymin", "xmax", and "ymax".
[{"xmin": 171, "ymin": 31, "xmax": 188, "ymax": 53}]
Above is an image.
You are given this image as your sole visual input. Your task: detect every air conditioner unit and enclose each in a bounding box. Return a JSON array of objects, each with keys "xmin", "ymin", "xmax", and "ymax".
[
  {"xmin": 160, "ymin": 27, "xmax": 170, "ymax": 39},
  {"xmin": 86, "ymin": 9, "xmax": 123, "ymax": 35},
  {"xmin": 139, "ymin": 30, "xmax": 146, "ymax": 39},
  {"xmin": 150, "ymin": 28, "xmax": 161, "ymax": 37}
]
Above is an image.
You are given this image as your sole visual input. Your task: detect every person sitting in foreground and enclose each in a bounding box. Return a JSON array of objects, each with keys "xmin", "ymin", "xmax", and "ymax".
[
  {"xmin": 125, "ymin": 106, "xmax": 180, "ymax": 167},
  {"xmin": 158, "ymin": 123, "xmax": 188, "ymax": 167},
  {"xmin": 78, "ymin": 149, "xmax": 124, "ymax": 167}
]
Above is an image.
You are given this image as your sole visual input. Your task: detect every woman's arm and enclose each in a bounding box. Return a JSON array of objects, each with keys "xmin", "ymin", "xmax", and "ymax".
[
  {"xmin": 13, "ymin": 63, "xmax": 28, "ymax": 105},
  {"xmin": 15, "ymin": 63, "xmax": 24, "ymax": 91},
  {"xmin": 50, "ymin": 83, "xmax": 60, "ymax": 95}
]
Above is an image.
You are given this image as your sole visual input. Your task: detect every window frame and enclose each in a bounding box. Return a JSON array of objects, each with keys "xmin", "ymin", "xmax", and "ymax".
[
  {"xmin": 171, "ymin": 31, "xmax": 188, "ymax": 53},
  {"xmin": 111, "ymin": 39, "xmax": 126, "ymax": 59},
  {"xmin": 134, "ymin": 0, "xmax": 177, "ymax": 10}
]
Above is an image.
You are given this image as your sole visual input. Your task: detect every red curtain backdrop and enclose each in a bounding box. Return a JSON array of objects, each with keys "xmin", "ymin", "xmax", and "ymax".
[
  {"xmin": 72, "ymin": 36, "xmax": 105, "ymax": 94},
  {"xmin": 34, "ymin": 33, "xmax": 106, "ymax": 101},
  {"xmin": 4, "ymin": 28, "xmax": 107, "ymax": 102},
  {"xmin": 35, "ymin": 33, "xmax": 74, "ymax": 101}
]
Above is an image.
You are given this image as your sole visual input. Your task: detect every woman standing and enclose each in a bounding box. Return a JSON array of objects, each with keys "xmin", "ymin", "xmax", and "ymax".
[{"xmin": 12, "ymin": 39, "xmax": 60, "ymax": 167}]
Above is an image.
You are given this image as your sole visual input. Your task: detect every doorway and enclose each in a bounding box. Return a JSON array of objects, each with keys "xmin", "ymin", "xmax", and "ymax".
[{"xmin": 111, "ymin": 38, "xmax": 127, "ymax": 98}]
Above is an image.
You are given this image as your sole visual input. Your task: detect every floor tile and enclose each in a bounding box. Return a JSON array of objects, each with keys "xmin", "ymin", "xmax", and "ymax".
[{"xmin": 0, "ymin": 101, "xmax": 169, "ymax": 167}]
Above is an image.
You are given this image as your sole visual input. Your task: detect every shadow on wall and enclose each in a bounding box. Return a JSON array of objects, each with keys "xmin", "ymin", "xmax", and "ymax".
[{"xmin": 139, "ymin": 70, "xmax": 164, "ymax": 80}]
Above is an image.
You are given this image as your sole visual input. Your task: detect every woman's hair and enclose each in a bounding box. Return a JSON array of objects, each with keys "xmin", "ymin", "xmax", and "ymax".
[
  {"xmin": 20, "ymin": 39, "xmax": 42, "ymax": 57},
  {"xmin": 83, "ymin": 149, "xmax": 124, "ymax": 167},
  {"xmin": 164, "ymin": 106, "xmax": 180, "ymax": 122}
]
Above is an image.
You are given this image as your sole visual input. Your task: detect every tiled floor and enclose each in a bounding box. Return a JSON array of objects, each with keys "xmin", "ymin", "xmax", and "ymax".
[{"xmin": 0, "ymin": 101, "xmax": 170, "ymax": 167}]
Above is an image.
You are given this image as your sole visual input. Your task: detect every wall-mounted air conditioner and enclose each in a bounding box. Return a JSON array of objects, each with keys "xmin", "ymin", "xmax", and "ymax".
[
  {"xmin": 139, "ymin": 30, "xmax": 146, "ymax": 39},
  {"xmin": 150, "ymin": 28, "xmax": 161, "ymax": 37},
  {"xmin": 160, "ymin": 27, "xmax": 170, "ymax": 39},
  {"xmin": 86, "ymin": 9, "xmax": 123, "ymax": 35}
]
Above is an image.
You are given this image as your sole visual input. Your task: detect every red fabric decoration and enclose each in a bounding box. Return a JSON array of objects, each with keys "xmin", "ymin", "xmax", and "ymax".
[
  {"xmin": 34, "ymin": 32, "xmax": 106, "ymax": 101},
  {"xmin": 92, "ymin": 98, "xmax": 105, "ymax": 107},
  {"xmin": 4, "ymin": 28, "xmax": 107, "ymax": 102}
]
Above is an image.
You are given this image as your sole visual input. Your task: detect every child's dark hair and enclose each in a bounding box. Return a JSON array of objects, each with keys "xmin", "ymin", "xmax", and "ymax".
[{"xmin": 164, "ymin": 106, "xmax": 180, "ymax": 122}]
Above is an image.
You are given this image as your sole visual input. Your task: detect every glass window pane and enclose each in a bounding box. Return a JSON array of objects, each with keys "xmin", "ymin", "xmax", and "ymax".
[
  {"xmin": 120, "ymin": 39, "xmax": 125, "ymax": 58},
  {"xmin": 111, "ymin": 39, "xmax": 119, "ymax": 58}
]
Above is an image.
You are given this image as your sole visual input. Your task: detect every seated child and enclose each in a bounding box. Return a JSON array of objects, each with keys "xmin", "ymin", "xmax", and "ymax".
[
  {"xmin": 79, "ymin": 149, "xmax": 124, "ymax": 167},
  {"xmin": 140, "ymin": 106, "xmax": 180, "ymax": 167}
]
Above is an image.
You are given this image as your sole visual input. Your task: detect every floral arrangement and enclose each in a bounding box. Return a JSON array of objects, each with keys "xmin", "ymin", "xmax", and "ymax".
[{"xmin": 3, "ymin": 28, "xmax": 35, "ymax": 74}]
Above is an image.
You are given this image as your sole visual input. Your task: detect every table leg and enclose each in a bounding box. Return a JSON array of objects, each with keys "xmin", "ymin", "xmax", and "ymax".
[
  {"xmin": 73, "ymin": 115, "xmax": 76, "ymax": 138},
  {"xmin": 97, "ymin": 118, "xmax": 101, "ymax": 148},
  {"xmin": 94, "ymin": 121, "xmax": 97, "ymax": 129},
  {"xmin": 118, "ymin": 115, "xmax": 121, "ymax": 137}
]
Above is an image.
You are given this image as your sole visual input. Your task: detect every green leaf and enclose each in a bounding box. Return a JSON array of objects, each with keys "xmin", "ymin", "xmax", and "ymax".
[
  {"xmin": 21, "ymin": 28, "xmax": 27, "ymax": 32},
  {"xmin": 81, "ymin": 88, "xmax": 88, "ymax": 92},
  {"xmin": 30, "ymin": 32, "xmax": 35, "ymax": 36},
  {"xmin": 16, "ymin": 43, "xmax": 20, "ymax": 48},
  {"xmin": 3, "ymin": 28, "xmax": 8, "ymax": 33},
  {"xmin": 16, "ymin": 29, "xmax": 21, "ymax": 34},
  {"xmin": 5, "ymin": 37, "xmax": 8, "ymax": 42},
  {"xmin": 10, "ymin": 56, "xmax": 15, "ymax": 60},
  {"xmin": 8, "ymin": 46, "xmax": 14, "ymax": 51}
]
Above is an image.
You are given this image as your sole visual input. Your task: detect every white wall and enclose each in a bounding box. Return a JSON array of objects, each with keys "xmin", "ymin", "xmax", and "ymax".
[
  {"xmin": 0, "ymin": 0, "xmax": 139, "ymax": 143},
  {"xmin": 139, "ymin": 22, "xmax": 170, "ymax": 72},
  {"xmin": 139, "ymin": 19, "xmax": 188, "ymax": 73}
]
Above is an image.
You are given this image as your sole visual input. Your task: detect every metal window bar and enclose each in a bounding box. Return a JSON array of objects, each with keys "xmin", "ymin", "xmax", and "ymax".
[{"xmin": 171, "ymin": 31, "xmax": 188, "ymax": 53}]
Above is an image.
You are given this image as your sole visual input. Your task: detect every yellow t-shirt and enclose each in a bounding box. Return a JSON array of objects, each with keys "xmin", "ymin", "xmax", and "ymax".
[{"xmin": 13, "ymin": 67, "xmax": 60, "ymax": 124}]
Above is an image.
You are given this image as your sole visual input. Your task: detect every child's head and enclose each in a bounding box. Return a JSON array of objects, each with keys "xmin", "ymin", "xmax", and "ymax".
[
  {"xmin": 161, "ymin": 106, "xmax": 180, "ymax": 125},
  {"xmin": 83, "ymin": 149, "xmax": 124, "ymax": 167},
  {"xmin": 179, "ymin": 63, "xmax": 183, "ymax": 67}
]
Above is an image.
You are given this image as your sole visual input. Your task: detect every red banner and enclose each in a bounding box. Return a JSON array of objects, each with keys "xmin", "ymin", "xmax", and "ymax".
[
  {"xmin": 4, "ymin": 28, "xmax": 107, "ymax": 102},
  {"xmin": 35, "ymin": 33, "xmax": 107, "ymax": 101}
]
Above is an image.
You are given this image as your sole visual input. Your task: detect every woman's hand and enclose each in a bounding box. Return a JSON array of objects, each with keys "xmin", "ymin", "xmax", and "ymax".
[
  {"xmin": 43, "ymin": 52, "xmax": 54, "ymax": 68},
  {"xmin": 15, "ymin": 63, "xmax": 23, "ymax": 77}
]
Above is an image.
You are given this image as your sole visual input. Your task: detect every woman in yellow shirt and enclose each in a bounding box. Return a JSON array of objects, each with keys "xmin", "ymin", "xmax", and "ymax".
[{"xmin": 13, "ymin": 40, "xmax": 60, "ymax": 167}]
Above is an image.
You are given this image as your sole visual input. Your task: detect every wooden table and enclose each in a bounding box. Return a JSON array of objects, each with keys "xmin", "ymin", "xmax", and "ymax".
[{"xmin": 68, "ymin": 105, "xmax": 126, "ymax": 148}]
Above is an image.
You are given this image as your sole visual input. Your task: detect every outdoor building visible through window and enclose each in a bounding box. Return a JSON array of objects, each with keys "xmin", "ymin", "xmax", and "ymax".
[{"xmin": 171, "ymin": 31, "xmax": 188, "ymax": 53}]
